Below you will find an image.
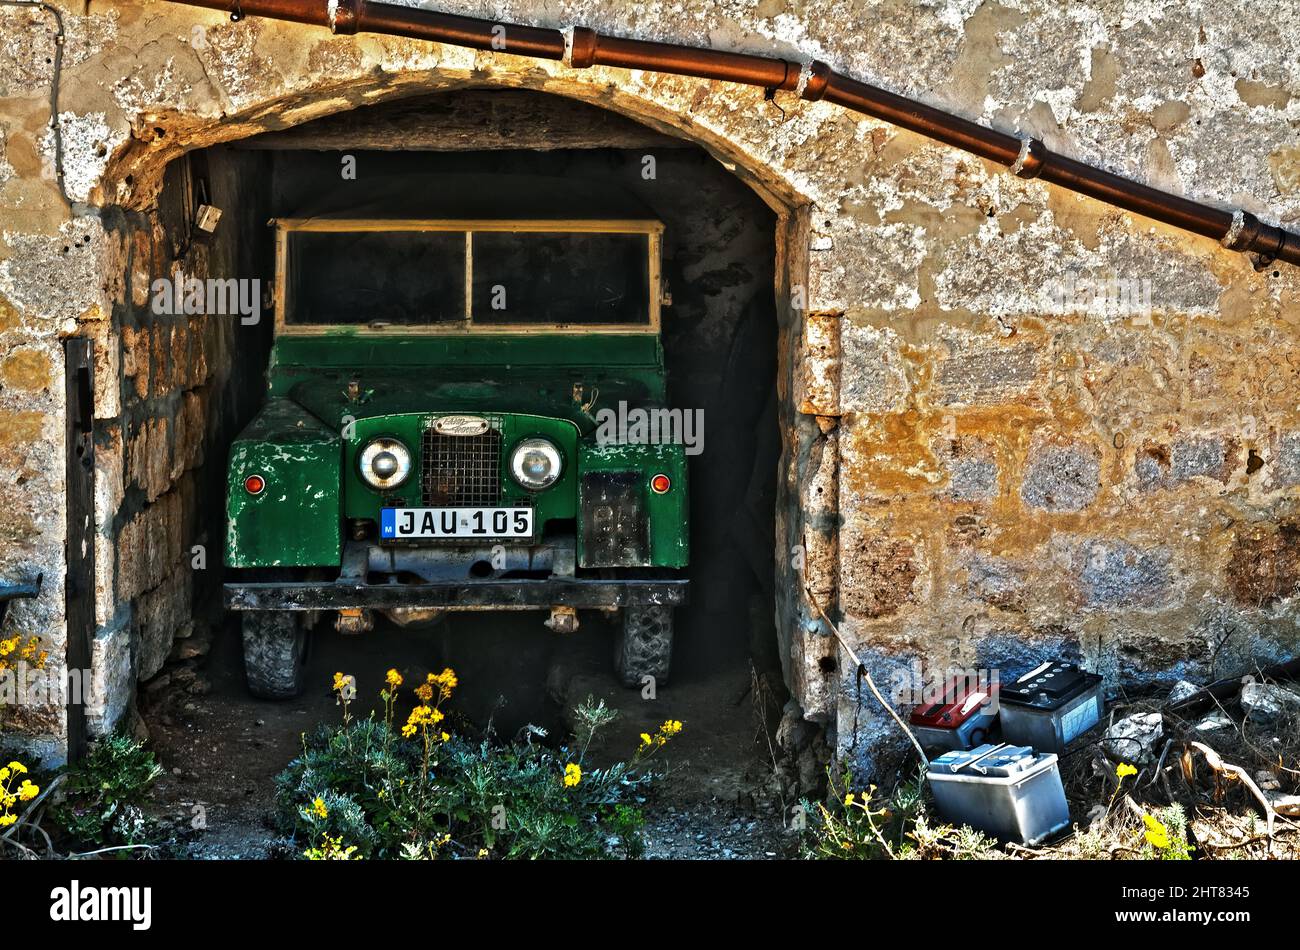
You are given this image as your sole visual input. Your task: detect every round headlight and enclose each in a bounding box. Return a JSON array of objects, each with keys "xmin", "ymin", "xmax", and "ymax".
[
  {"xmin": 510, "ymin": 438, "xmax": 562, "ymax": 491},
  {"xmin": 358, "ymin": 437, "xmax": 411, "ymax": 490}
]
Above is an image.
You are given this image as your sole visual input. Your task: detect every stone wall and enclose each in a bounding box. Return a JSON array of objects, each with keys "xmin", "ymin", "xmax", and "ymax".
[
  {"xmin": 85, "ymin": 148, "xmax": 271, "ymax": 738},
  {"xmin": 1, "ymin": 0, "xmax": 1298, "ymax": 773}
]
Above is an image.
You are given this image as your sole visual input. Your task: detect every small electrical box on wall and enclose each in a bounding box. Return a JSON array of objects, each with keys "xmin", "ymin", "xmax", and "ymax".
[{"xmin": 194, "ymin": 204, "xmax": 223, "ymax": 234}]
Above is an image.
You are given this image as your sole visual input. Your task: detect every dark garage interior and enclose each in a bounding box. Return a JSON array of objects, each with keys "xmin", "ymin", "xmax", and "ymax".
[{"xmin": 109, "ymin": 89, "xmax": 787, "ymax": 852}]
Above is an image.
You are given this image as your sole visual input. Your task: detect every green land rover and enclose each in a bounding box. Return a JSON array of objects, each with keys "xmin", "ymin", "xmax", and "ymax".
[{"xmin": 224, "ymin": 178, "xmax": 689, "ymax": 698}]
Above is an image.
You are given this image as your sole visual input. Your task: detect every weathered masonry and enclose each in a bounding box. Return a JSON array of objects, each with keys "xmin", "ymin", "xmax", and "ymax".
[{"xmin": 1, "ymin": 0, "xmax": 1299, "ymax": 775}]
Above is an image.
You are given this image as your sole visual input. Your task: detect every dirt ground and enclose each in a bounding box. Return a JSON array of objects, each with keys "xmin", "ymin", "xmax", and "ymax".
[{"xmin": 140, "ymin": 608, "xmax": 800, "ymax": 859}]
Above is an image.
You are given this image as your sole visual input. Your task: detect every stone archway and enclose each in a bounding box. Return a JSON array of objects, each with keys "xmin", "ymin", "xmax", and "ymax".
[{"xmin": 79, "ymin": 65, "xmax": 838, "ymax": 771}]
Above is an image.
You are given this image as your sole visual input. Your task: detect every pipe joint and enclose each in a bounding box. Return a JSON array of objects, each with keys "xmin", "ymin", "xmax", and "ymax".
[
  {"xmin": 328, "ymin": 0, "xmax": 359, "ymax": 34},
  {"xmin": 566, "ymin": 25, "xmax": 598, "ymax": 68},
  {"xmin": 1224, "ymin": 213, "xmax": 1300, "ymax": 268},
  {"xmin": 1242, "ymin": 216, "xmax": 1286, "ymax": 264},
  {"xmin": 1227, "ymin": 211, "xmax": 1275, "ymax": 258},
  {"xmin": 1211, "ymin": 211, "xmax": 1299, "ymax": 268},
  {"xmin": 1010, "ymin": 137, "xmax": 1046, "ymax": 179},
  {"xmin": 798, "ymin": 60, "xmax": 831, "ymax": 101},
  {"xmin": 1221, "ymin": 210, "xmax": 1248, "ymax": 249}
]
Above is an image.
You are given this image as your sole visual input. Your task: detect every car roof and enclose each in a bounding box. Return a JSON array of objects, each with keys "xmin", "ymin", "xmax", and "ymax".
[{"xmin": 280, "ymin": 173, "xmax": 662, "ymax": 223}]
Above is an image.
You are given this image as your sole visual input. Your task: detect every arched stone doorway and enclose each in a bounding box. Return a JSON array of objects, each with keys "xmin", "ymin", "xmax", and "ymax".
[{"xmin": 80, "ymin": 75, "xmax": 836, "ymax": 793}]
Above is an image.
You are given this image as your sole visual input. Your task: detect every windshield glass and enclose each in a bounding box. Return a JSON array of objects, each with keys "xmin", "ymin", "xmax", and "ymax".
[
  {"xmin": 286, "ymin": 230, "xmax": 466, "ymax": 326},
  {"xmin": 471, "ymin": 232, "xmax": 649, "ymax": 326},
  {"xmin": 284, "ymin": 226, "xmax": 653, "ymax": 329}
]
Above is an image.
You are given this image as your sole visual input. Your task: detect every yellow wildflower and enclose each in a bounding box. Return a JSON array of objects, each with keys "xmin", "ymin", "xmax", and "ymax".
[
  {"xmin": 17, "ymin": 780, "xmax": 38, "ymax": 802},
  {"xmin": 414, "ymin": 682, "xmax": 434, "ymax": 703},
  {"xmin": 1116, "ymin": 762, "xmax": 1137, "ymax": 779},
  {"xmin": 563, "ymin": 763, "xmax": 582, "ymax": 788},
  {"xmin": 385, "ymin": 668, "xmax": 403, "ymax": 688},
  {"xmin": 304, "ymin": 833, "xmax": 357, "ymax": 861},
  {"xmin": 1142, "ymin": 813, "xmax": 1170, "ymax": 849},
  {"xmin": 403, "ymin": 704, "xmax": 436, "ymax": 738},
  {"xmin": 844, "ymin": 793, "xmax": 855, "ymax": 807},
  {"xmin": 311, "ymin": 796, "xmax": 328, "ymax": 819},
  {"xmin": 7, "ymin": 761, "xmax": 26, "ymax": 774}
]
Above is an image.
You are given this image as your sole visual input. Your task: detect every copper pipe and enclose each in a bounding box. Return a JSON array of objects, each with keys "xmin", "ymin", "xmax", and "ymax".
[
  {"xmin": 580, "ymin": 32, "xmax": 797, "ymax": 89},
  {"xmin": 820, "ymin": 73, "xmax": 1022, "ymax": 166},
  {"xmin": 342, "ymin": 4, "xmax": 565, "ymax": 59},
  {"xmin": 171, "ymin": 0, "xmax": 1300, "ymax": 267}
]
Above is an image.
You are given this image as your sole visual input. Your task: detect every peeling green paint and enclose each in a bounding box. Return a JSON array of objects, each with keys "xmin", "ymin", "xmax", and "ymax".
[{"xmin": 225, "ymin": 398, "xmax": 342, "ymax": 567}]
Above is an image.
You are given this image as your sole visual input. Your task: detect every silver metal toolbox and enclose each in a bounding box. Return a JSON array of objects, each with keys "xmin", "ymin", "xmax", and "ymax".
[
  {"xmin": 998, "ymin": 661, "xmax": 1103, "ymax": 754},
  {"xmin": 927, "ymin": 743, "xmax": 1071, "ymax": 845}
]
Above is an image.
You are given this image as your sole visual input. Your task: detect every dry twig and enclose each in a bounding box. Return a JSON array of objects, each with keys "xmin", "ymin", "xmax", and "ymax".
[{"xmin": 1187, "ymin": 741, "xmax": 1277, "ymax": 839}]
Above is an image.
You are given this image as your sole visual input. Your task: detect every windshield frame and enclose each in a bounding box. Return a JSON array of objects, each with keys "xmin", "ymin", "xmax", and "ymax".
[{"xmin": 274, "ymin": 217, "xmax": 664, "ymax": 335}]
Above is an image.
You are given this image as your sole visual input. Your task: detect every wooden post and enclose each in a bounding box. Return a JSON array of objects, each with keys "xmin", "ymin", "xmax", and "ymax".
[{"xmin": 63, "ymin": 338, "xmax": 95, "ymax": 763}]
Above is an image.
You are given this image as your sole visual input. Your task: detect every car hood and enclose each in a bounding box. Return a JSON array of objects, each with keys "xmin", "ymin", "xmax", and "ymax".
[
  {"xmin": 267, "ymin": 333, "xmax": 669, "ymax": 434},
  {"xmin": 281, "ymin": 366, "xmax": 664, "ymax": 434}
]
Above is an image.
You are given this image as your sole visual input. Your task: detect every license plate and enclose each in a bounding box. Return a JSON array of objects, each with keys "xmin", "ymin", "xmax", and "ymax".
[{"xmin": 380, "ymin": 507, "xmax": 533, "ymax": 540}]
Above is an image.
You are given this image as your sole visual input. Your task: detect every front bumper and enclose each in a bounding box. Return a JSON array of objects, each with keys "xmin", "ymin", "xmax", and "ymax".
[{"xmin": 224, "ymin": 577, "xmax": 689, "ymax": 611}]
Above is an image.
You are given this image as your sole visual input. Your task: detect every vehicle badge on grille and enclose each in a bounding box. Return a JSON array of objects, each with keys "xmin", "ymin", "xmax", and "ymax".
[{"xmin": 431, "ymin": 415, "xmax": 490, "ymax": 437}]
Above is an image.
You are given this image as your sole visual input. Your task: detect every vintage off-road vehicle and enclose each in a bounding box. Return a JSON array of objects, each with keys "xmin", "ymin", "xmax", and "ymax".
[{"xmin": 224, "ymin": 177, "xmax": 688, "ymax": 698}]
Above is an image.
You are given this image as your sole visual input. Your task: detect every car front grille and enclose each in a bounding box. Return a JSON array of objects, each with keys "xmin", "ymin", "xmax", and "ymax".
[{"xmin": 421, "ymin": 417, "xmax": 503, "ymax": 507}]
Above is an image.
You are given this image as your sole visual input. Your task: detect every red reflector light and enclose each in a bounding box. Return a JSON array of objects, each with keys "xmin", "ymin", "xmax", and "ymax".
[
  {"xmin": 244, "ymin": 474, "xmax": 266, "ymax": 495},
  {"xmin": 650, "ymin": 473, "xmax": 671, "ymax": 494}
]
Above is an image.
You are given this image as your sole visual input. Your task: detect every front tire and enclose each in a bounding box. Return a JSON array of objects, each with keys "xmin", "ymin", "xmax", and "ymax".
[
  {"xmin": 615, "ymin": 606, "xmax": 673, "ymax": 688},
  {"xmin": 241, "ymin": 612, "xmax": 308, "ymax": 699}
]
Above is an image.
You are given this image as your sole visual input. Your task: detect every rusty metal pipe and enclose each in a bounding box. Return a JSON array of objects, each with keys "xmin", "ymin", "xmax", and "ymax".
[
  {"xmin": 820, "ymin": 73, "xmax": 1022, "ymax": 166},
  {"xmin": 1037, "ymin": 152, "xmax": 1233, "ymax": 241},
  {"xmin": 580, "ymin": 32, "xmax": 797, "ymax": 89},
  {"xmin": 170, "ymin": 0, "xmax": 1300, "ymax": 267},
  {"xmin": 342, "ymin": 4, "xmax": 566, "ymax": 59}
]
